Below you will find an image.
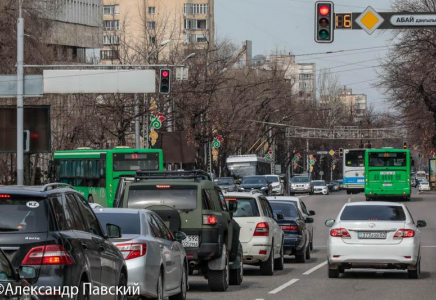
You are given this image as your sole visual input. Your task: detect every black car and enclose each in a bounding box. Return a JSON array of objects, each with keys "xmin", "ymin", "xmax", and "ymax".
[
  {"xmin": 269, "ymin": 201, "xmax": 313, "ymax": 263},
  {"xmin": 239, "ymin": 176, "xmax": 272, "ymax": 195},
  {"xmin": 216, "ymin": 177, "xmax": 237, "ymax": 192},
  {"xmin": 0, "ymin": 184, "xmax": 126, "ymax": 300},
  {"xmin": 0, "ymin": 249, "xmax": 39, "ymax": 300}
]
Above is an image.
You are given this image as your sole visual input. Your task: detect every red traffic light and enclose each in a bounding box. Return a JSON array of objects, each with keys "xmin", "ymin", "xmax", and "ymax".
[
  {"xmin": 162, "ymin": 71, "xmax": 169, "ymax": 78},
  {"xmin": 319, "ymin": 5, "xmax": 330, "ymax": 15}
]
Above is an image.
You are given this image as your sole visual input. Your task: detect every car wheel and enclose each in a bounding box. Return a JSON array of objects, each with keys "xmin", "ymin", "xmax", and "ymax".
[
  {"xmin": 328, "ymin": 264, "xmax": 340, "ymax": 278},
  {"xmin": 208, "ymin": 248, "xmax": 229, "ymax": 291},
  {"xmin": 274, "ymin": 241, "xmax": 285, "ymax": 270},
  {"xmin": 117, "ymin": 272, "xmax": 128, "ymax": 300},
  {"xmin": 169, "ymin": 264, "xmax": 187, "ymax": 300},
  {"xmin": 152, "ymin": 271, "xmax": 164, "ymax": 300},
  {"xmin": 260, "ymin": 246, "xmax": 274, "ymax": 275},
  {"xmin": 77, "ymin": 280, "xmax": 90, "ymax": 300},
  {"xmin": 408, "ymin": 258, "xmax": 420, "ymax": 279},
  {"xmin": 229, "ymin": 245, "xmax": 243, "ymax": 285},
  {"xmin": 305, "ymin": 243, "xmax": 311, "ymax": 260},
  {"xmin": 295, "ymin": 245, "xmax": 307, "ymax": 263}
]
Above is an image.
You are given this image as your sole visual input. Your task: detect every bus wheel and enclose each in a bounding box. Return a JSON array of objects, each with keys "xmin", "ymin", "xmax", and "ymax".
[{"xmin": 88, "ymin": 195, "xmax": 94, "ymax": 203}]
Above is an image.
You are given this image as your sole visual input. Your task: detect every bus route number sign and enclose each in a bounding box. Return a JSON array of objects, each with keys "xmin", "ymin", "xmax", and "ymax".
[{"xmin": 335, "ymin": 13, "xmax": 352, "ymax": 29}]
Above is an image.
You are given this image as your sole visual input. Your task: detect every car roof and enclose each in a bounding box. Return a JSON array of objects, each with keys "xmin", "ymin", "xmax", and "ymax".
[
  {"xmin": 267, "ymin": 196, "xmax": 299, "ymax": 202},
  {"xmin": 93, "ymin": 207, "xmax": 147, "ymax": 214},
  {"xmin": 269, "ymin": 200, "xmax": 298, "ymax": 206},
  {"xmin": 243, "ymin": 175, "xmax": 266, "ymax": 178},
  {"xmin": 345, "ymin": 201, "xmax": 403, "ymax": 207},
  {"xmin": 224, "ymin": 192, "xmax": 260, "ymax": 198},
  {"xmin": 0, "ymin": 185, "xmax": 76, "ymax": 198}
]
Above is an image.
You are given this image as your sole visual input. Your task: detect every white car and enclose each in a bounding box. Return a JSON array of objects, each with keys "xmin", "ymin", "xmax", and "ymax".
[
  {"xmin": 225, "ymin": 192, "xmax": 284, "ymax": 275},
  {"xmin": 266, "ymin": 175, "xmax": 284, "ymax": 195},
  {"xmin": 419, "ymin": 182, "xmax": 431, "ymax": 191},
  {"xmin": 313, "ymin": 180, "xmax": 329, "ymax": 195},
  {"xmin": 326, "ymin": 202, "xmax": 427, "ymax": 279},
  {"xmin": 267, "ymin": 196, "xmax": 316, "ymax": 250}
]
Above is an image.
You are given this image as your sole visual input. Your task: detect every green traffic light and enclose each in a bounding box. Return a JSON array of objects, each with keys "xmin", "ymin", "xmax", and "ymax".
[{"xmin": 319, "ymin": 29, "xmax": 330, "ymax": 40}]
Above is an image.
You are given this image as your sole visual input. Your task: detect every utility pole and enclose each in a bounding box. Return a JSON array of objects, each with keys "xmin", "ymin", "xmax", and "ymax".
[
  {"xmin": 134, "ymin": 93, "xmax": 140, "ymax": 148},
  {"xmin": 16, "ymin": 0, "xmax": 24, "ymax": 185},
  {"xmin": 306, "ymin": 139, "xmax": 310, "ymax": 178}
]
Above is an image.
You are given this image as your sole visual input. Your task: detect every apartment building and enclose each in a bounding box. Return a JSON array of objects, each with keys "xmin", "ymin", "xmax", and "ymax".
[
  {"xmin": 101, "ymin": 0, "xmax": 215, "ymax": 63},
  {"xmin": 298, "ymin": 63, "xmax": 316, "ymax": 99},
  {"xmin": 339, "ymin": 87, "xmax": 368, "ymax": 119},
  {"xmin": 45, "ymin": 0, "xmax": 102, "ymax": 63}
]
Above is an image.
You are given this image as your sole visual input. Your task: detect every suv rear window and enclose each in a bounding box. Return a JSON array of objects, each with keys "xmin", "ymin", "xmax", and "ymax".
[
  {"xmin": 127, "ymin": 186, "xmax": 197, "ymax": 210},
  {"xmin": 0, "ymin": 195, "xmax": 48, "ymax": 233},
  {"xmin": 95, "ymin": 212, "xmax": 141, "ymax": 235},
  {"xmin": 340, "ymin": 205, "xmax": 406, "ymax": 221},
  {"xmin": 270, "ymin": 202, "xmax": 299, "ymax": 218},
  {"xmin": 233, "ymin": 198, "xmax": 260, "ymax": 217}
]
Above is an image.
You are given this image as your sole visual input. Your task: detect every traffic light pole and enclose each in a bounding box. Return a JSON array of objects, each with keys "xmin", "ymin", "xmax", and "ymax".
[{"xmin": 16, "ymin": 1, "xmax": 24, "ymax": 185}]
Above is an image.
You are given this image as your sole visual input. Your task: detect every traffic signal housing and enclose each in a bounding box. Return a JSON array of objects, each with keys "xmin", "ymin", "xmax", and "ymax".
[
  {"xmin": 339, "ymin": 148, "xmax": 343, "ymax": 157},
  {"xmin": 315, "ymin": 1, "xmax": 334, "ymax": 43},
  {"xmin": 403, "ymin": 142, "xmax": 407, "ymax": 149},
  {"xmin": 159, "ymin": 69, "xmax": 171, "ymax": 94}
]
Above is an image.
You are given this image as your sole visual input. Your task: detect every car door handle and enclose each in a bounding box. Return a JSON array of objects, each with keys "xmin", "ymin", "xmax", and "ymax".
[{"xmin": 81, "ymin": 243, "xmax": 88, "ymax": 250}]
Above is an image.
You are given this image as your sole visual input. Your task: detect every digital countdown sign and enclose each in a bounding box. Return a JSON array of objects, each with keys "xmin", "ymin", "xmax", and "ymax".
[{"xmin": 335, "ymin": 13, "xmax": 352, "ymax": 29}]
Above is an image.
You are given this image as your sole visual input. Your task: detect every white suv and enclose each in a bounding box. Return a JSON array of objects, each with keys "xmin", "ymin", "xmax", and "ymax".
[{"xmin": 225, "ymin": 192, "xmax": 284, "ymax": 275}]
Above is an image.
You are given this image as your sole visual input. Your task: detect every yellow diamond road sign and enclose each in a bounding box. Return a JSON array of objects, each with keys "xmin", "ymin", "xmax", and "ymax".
[
  {"xmin": 356, "ymin": 6, "xmax": 384, "ymax": 35},
  {"xmin": 329, "ymin": 150, "xmax": 335, "ymax": 156}
]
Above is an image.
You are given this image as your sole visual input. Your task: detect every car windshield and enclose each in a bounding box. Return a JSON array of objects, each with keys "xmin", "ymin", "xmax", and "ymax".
[
  {"xmin": 313, "ymin": 181, "xmax": 325, "ymax": 186},
  {"xmin": 95, "ymin": 212, "xmax": 141, "ymax": 235},
  {"xmin": 266, "ymin": 176, "xmax": 279, "ymax": 183},
  {"xmin": 127, "ymin": 186, "xmax": 197, "ymax": 210},
  {"xmin": 217, "ymin": 178, "xmax": 234, "ymax": 185},
  {"xmin": 0, "ymin": 251, "xmax": 14, "ymax": 281},
  {"xmin": 0, "ymin": 195, "xmax": 48, "ymax": 233},
  {"xmin": 233, "ymin": 198, "xmax": 260, "ymax": 217},
  {"xmin": 340, "ymin": 205, "xmax": 406, "ymax": 221},
  {"xmin": 291, "ymin": 177, "xmax": 310, "ymax": 183},
  {"xmin": 270, "ymin": 202, "xmax": 299, "ymax": 218},
  {"xmin": 242, "ymin": 177, "xmax": 266, "ymax": 184}
]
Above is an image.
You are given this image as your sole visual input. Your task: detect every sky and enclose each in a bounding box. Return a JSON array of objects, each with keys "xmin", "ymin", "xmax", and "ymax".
[{"xmin": 215, "ymin": 0, "xmax": 396, "ymax": 112}]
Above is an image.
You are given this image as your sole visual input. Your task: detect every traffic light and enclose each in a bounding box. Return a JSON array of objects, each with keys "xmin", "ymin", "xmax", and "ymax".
[
  {"xmin": 315, "ymin": 1, "xmax": 334, "ymax": 43},
  {"xmin": 339, "ymin": 148, "xmax": 343, "ymax": 157},
  {"xmin": 403, "ymin": 142, "xmax": 408, "ymax": 149},
  {"xmin": 159, "ymin": 69, "xmax": 171, "ymax": 94}
]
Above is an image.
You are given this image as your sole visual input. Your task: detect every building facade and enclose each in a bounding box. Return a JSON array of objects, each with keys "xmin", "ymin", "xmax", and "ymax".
[
  {"xmin": 101, "ymin": 0, "xmax": 215, "ymax": 64},
  {"xmin": 339, "ymin": 87, "xmax": 368, "ymax": 119}
]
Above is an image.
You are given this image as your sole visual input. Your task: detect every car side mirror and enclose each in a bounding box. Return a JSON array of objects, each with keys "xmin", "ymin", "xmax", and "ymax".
[
  {"xmin": 276, "ymin": 213, "xmax": 285, "ymax": 220},
  {"xmin": 174, "ymin": 231, "xmax": 187, "ymax": 242},
  {"xmin": 305, "ymin": 217, "xmax": 314, "ymax": 224},
  {"xmin": 19, "ymin": 266, "xmax": 37, "ymax": 280},
  {"xmin": 325, "ymin": 219, "xmax": 335, "ymax": 227},
  {"xmin": 417, "ymin": 220, "xmax": 427, "ymax": 228},
  {"xmin": 106, "ymin": 224, "xmax": 122, "ymax": 238},
  {"xmin": 227, "ymin": 200, "xmax": 238, "ymax": 213},
  {"xmin": 309, "ymin": 210, "xmax": 316, "ymax": 216}
]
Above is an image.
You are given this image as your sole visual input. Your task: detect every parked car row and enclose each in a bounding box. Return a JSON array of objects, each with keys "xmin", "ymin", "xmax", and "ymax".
[{"xmin": 0, "ymin": 171, "xmax": 316, "ymax": 299}]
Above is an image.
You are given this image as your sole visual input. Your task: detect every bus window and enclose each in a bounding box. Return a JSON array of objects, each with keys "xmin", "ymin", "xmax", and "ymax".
[
  {"xmin": 368, "ymin": 152, "xmax": 407, "ymax": 167},
  {"xmin": 345, "ymin": 151, "xmax": 365, "ymax": 167}
]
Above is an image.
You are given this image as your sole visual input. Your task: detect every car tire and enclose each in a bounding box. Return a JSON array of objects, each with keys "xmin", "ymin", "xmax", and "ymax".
[
  {"xmin": 274, "ymin": 241, "xmax": 285, "ymax": 271},
  {"xmin": 328, "ymin": 265, "xmax": 340, "ymax": 278},
  {"xmin": 305, "ymin": 243, "xmax": 311, "ymax": 260},
  {"xmin": 117, "ymin": 272, "xmax": 128, "ymax": 300},
  {"xmin": 295, "ymin": 246, "xmax": 306, "ymax": 263},
  {"xmin": 229, "ymin": 246, "xmax": 244, "ymax": 286},
  {"xmin": 208, "ymin": 250, "xmax": 229, "ymax": 291},
  {"xmin": 151, "ymin": 271, "xmax": 164, "ymax": 300},
  {"xmin": 260, "ymin": 247, "xmax": 274, "ymax": 276},
  {"xmin": 169, "ymin": 264, "xmax": 187, "ymax": 300},
  {"xmin": 408, "ymin": 258, "xmax": 420, "ymax": 279},
  {"xmin": 77, "ymin": 280, "xmax": 90, "ymax": 300}
]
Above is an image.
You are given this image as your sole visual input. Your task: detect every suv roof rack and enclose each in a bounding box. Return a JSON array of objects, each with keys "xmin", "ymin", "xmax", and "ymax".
[
  {"xmin": 40, "ymin": 183, "xmax": 75, "ymax": 192},
  {"xmin": 135, "ymin": 170, "xmax": 212, "ymax": 182}
]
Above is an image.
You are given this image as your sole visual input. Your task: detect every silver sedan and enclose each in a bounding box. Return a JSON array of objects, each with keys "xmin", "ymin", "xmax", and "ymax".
[{"xmin": 94, "ymin": 208, "xmax": 188, "ymax": 300}]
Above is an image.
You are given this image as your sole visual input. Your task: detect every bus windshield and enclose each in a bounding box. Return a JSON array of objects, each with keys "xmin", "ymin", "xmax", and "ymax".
[
  {"xmin": 113, "ymin": 153, "xmax": 160, "ymax": 171},
  {"xmin": 368, "ymin": 152, "xmax": 407, "ymax": 167},
  {"xmin": 345, "ymin": 151, "xmax": 365, "ymax": 167}
]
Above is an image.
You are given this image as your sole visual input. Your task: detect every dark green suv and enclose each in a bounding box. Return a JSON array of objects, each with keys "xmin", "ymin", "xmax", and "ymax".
[{"xmin": 118, "ymin": 170, "xmax": 243, "ymax": 291}]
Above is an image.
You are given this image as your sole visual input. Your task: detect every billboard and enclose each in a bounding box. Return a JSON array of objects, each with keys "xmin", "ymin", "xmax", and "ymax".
[
  {"xmin": 429, "ymin": 158, "xmax": 436, "ymax": 190},
  {"xmin": 0, "ymin": 106, "xmax": 51, "ymax": 153}
]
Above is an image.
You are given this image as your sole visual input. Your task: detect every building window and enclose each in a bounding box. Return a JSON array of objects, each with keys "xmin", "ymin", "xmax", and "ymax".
[
  {"xmin": 183, "ymin": 4, "xmax": 209, "ymax": 15},
  {"xmin": 184, "ymin": 34, "xmax": 208, "ymax": 44},
  {"xmin": 101, "ymin": 50, "xmax": 119, "ymax": 60},
  {"xmin": 149, "ymin": 36, "xmax": 156, "ymax": 44},
  {"xmin": 299, "ymin": 74, "xmax": 312, "ymax": 80},
  {"xmin": 147, "ymin": 21, "xmax": 156, "ymax": 29},
  {"xmin": 103, "ymin": 20, "xmax": 120, "ymax": 31},
  {"xmin": 103, "ymin": 5, "xmax": 119, "ymax": 15},
  {"xmin": 185, "ymin": 19, "xmax": 208, "ymax": 30},
  {"xmin": 103, "ymin": 35, "xmax": 120, "ymax": 45},
  {"xmin": 148, "ymin": 7, "xmax": 155, "ymax": 14}
]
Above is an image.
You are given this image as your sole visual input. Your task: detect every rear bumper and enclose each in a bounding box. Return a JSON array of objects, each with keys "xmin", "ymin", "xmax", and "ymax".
[
  {"xmin": 125, "ymin": 256, "xmax": 153, "ymax": 297},
  {"xmin": 283, "ymin": 234, "xmax": 304, "ymax": 253},
  {"xmin": 185, "ymin": 243, "xmax": 220, "ymax": 261},
  {"xmin": 365, "ymin": 187, "xmax": 411, "ymax": 197},
  {"xmin": 241, "ymin": 239, "xmax": 271, "ymax": 263}
]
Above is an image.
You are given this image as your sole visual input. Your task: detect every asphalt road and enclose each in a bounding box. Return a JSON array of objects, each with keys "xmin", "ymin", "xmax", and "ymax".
[{"xmin": 187, "ymin": 189, "xmax": 436, "ymax": 300}]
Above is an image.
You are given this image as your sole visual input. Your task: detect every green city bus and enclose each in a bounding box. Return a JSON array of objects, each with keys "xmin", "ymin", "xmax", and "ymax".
[
  {"xmin": 365, "ymin": 148, "xmax": 411, "ymax": 201},
  {"xmin": 53, "ymin": 147, "xmax": 164, "ymax": 207}
]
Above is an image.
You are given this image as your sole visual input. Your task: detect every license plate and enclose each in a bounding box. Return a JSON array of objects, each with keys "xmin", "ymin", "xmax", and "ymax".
[
  {"xmin": 182, "ymin": 235, "xmax": 199, "ymax": 248},
  {"xmin": 358, "ymin": 232, "xmax": 387, "ymax": 239},
  {"xmin": 383, "ymin": 183, "xmax": 392, "ymax": 186}
]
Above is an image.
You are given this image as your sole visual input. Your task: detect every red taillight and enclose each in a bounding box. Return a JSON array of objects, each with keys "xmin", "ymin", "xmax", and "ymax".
[
  {"xmin": 116, "ymin": 243, "xmax": 147, "ymax": 260},
  {"xmin": 0, "ymin": 194, "xmax": 11, "ymax": 198},
  {"xmin": 22, "ymin": 245, "xmax": 74, "ymax": 265},
  {"xmin": 330, "ymin": 228, "xmax": 351, "ymax": 239},
  {"xmin": 203, "ymin": 215, "xmax": 217, "ymax": 225},
  {"xmin": 280, "ymin": 225, "xmax": 299, "ymax": 231},
  {"xmin": 394, "ymin": 229, "xmax": 415, "ymax": 239},
  {"xmin": 156, "ymin": 185, "xmax": 171, "ymax": 189},
  {"xmin": 254, "ymin": 222, "xmax": 269, "ymax": 236}
]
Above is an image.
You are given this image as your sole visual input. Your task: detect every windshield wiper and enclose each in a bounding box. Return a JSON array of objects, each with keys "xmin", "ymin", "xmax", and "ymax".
[{"xmin": 0, "ymin": 227, "xmax": 19, "ymax": 232}]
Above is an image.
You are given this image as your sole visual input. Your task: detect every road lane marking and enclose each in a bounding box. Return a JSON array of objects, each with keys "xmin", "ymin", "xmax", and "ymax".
[
  {"xmin": 268, "ymin": 279, "xmax": 299, "ymax": 294},
  {"xmin": 303, "ymin": 261, "xmax": 328, "ymax": 275}
]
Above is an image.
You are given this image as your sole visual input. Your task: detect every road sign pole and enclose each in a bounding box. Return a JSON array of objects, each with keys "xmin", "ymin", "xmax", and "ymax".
[{"xmin": 16, "ymin": 2, "xmax": 24, "ymax": 185}]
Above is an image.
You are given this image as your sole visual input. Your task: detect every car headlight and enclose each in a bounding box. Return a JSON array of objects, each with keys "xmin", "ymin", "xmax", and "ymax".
[
  {"xmin": 305, "ymin": 184, "xmax": 310, "ymax": 188},
  {"xmin": 261, "ymin": 186, "xmax": 268, "ymax": 190}
]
